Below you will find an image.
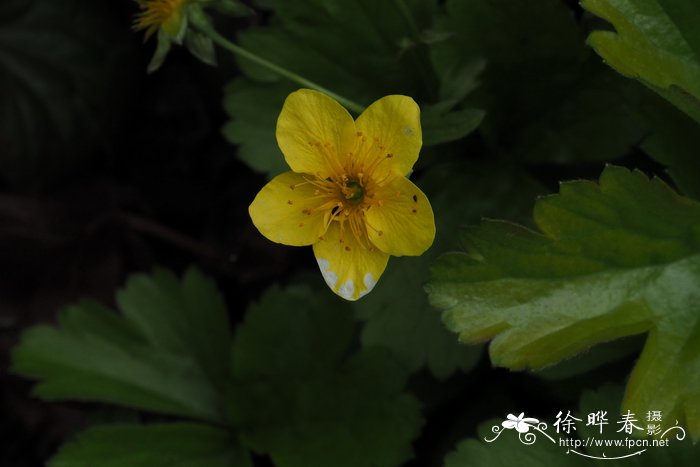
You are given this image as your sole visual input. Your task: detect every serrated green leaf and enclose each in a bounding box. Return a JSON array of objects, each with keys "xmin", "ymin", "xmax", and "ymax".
[
  {"xmin": 355, "ymin": 162, "xmax": 544, "ymax": 378},
  {"xmin": 221, "ymin": 78, "xmax": 295, "ymax": 178},
  {"xmin": 428, "ymin": 166, "xmax": 700, "ymax": 438},
  {"xmin": 230, "ymin": 284, "xmax": 423, "ymax": 467},
  {"xmin": 116, "ymin": 268, "xmax": 232, "ymax": 393},
  {"xmin": 49, "ymin": 423, "xmax": 251, "ymax": 467},
  {"xmin": 231, "ymin": 284, "xmax": 355, "ymax": 378},
  {"xmin": 12, "ymin": 268, "xmax": 230, "ymax": 424},
  {"xmin": 436, "ymin": 0, "xmax": 647, "ymax": 163},
  {"xmin": 582, "ymin": 0, "xmax": 700, "ymax": 124}
]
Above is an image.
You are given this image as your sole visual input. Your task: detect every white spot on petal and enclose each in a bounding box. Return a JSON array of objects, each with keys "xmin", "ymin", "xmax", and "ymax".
[
  {"xmin": 358, "ymin": 273, "xmax": 376, "ymax": 298},
  {"xmin": 338, "ymin": 280, "xmax": 355, "ymax": 301},
  {"xmin": 317, "ymin": 258, "xmax": 337, "ymax": 288}
]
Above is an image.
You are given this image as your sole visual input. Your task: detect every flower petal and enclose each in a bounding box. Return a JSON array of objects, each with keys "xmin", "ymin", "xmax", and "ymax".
[
  {"xmin": 366, "ymin": 177, "xmax": 435, "ymax": 256},
  {"xmin": 515, "ymin": 422, "xmax": 531, "ymax": 433},
  {"xmin": 502, "ymin": 421, "xmax": 517, "ymax": 429},
  {"xmin": 249, "ymin": 171, "xmax": 329, "ymax": 246},
  {"xmin": 276, "ymin": 89, "xmax": 356, "ymax": 179},
  {"xmin": 312, "ymin": 223, "xmax": 389, "ymax": 301},
  {"xmin": 354, "ymin": 95, "xmax": 421, "ymax": 180}
]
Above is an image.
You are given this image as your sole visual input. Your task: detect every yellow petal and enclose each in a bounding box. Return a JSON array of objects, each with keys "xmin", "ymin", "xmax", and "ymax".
[
  {"xmin": 249, "ymin": 171, "xmax": 330, "ymax": 246},
  {"xmin": 354, "ymin": 95, "xmax": 421, "ymax": 180},
  {"xmin": 366, "ymin": 176, "xmax": 435, "ymax": 256},
  {"xmin": 312, "ymin": 223, "xmax": 389, "ymax": 301},
  {"xmin": 276, "ymin": 89, "xmax": 356, "ymax": 179}
]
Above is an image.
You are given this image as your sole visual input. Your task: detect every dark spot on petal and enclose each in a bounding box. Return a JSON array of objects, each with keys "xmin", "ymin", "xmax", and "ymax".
[
  {"xmin": 288, "ymin": 200, "xmax": 293, "ymax": 205},
  {"xmin": 412, "ymin": 209, "xmax": 417, "ymax": 213},
  {"xmin": 345, "ymin": 246, "xmax": 351, "ymax": 251},
  {"xmin": 412, "ymin": 195, "xmax": 418, "ymax": 203}
]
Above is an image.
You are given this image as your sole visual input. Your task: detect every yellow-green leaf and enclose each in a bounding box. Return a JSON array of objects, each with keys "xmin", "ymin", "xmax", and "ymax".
[{"xmin": 428, "ymin": 166, "xmax": 700, "ymax": 438}]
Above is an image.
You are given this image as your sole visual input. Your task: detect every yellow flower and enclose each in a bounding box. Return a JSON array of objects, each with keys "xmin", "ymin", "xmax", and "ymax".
[
  {"xmin": 249, "ymin": 89, "xmax": 436, "ymax": 301},
  {"xmin": 133, "ymin": 0, "xmax": 189, "ymax": 39}
]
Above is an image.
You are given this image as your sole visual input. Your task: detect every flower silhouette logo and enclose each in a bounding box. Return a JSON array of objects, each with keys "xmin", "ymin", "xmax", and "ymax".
[{"xmin": 502, "ymin": 413, "xmax": 540, "ymax": 433}]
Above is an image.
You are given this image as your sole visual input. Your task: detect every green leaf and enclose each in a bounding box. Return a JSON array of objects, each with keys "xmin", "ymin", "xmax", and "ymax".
[
  {"xmin": 536, "ymin": 336, "xmax": 644, "ymax": 381},
  {"xmin": 230, "ymin": 284, "xmax": 423, "ymax": 467},
  {"xmin": 422, "ymin": 107, "xmax": 485, "ymax": 146},
  {"xmin": 355, "ymin": 162, "xmax": 544, "ymax": 378},
  {"xmin": 221, "ymin": 78, "xmax": 295, "ymax": 178},
  {"xmin": 428, "ymin": 166, "xmax": 700, "ymax": 438},
  {"xmin": 639, "ymin": 95, "xmax": 700, "ymax": 200},
  {"xmin": 49, "ymin": 423, "xmax": 251, "ymax": 467},
  {"xmin": 12, "ymin": 268, "xmax": 231, "ymax": 424},
  {"xmin": 437, "ymin": 0, "xmax": 647, "ymax": 163},
  {"xmin": 582, "ymin": 0, "xmax": 700, "ymax": 124},
  {"xmin": 116, "ymin": 268, "xmax": 232, "ymax": 393}
]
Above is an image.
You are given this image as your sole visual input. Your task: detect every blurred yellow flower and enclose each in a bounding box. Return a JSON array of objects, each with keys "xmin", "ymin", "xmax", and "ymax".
[
  {"xmin": 249, "ymin": 89, "xmax": 435, "ymax": 300},
  {"xmin": 133, "ymin": 0, "xmax": 188, "ymax": 39}
]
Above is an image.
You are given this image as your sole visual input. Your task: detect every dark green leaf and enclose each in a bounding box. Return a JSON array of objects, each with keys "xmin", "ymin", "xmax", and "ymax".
[
  {"xmin": 230, "ymin": 284, "xmax": 423, "ymax": 467},
  {"xmin": 12, "ymin": 268, "xmax": 230, "ymax": 424},
  {"xmin": 638, "ymin": 95, "xmax": 700, "ymax": 200},
  {"xmin": 422, "ymin": 107, "xmax": 484, "ymax": 146},
  {"xmin": 221, "ymin": 78, "xmax": 295, "ymax": 178},
  {"xmin": 437, "ymin": 0, "xmax": 647, "ymax": 163},
  {"xmin": 50, "ymin": 423, "xmax": 251, "ymax": 467}
]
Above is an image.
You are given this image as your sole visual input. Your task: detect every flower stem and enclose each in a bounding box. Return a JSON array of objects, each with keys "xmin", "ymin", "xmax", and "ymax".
[{"xmin": 197, "ymin": 24, "xmax": 365, "ymax": 114}]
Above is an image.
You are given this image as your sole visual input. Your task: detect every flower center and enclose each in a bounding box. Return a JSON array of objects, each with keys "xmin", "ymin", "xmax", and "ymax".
[
  {"xmin": 343, "ymin": 180, "xmax": 364, "ymax": 204},
  {"xmin": 133, "ymin": 0, "xmax": 187, "ymax": 36}
]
